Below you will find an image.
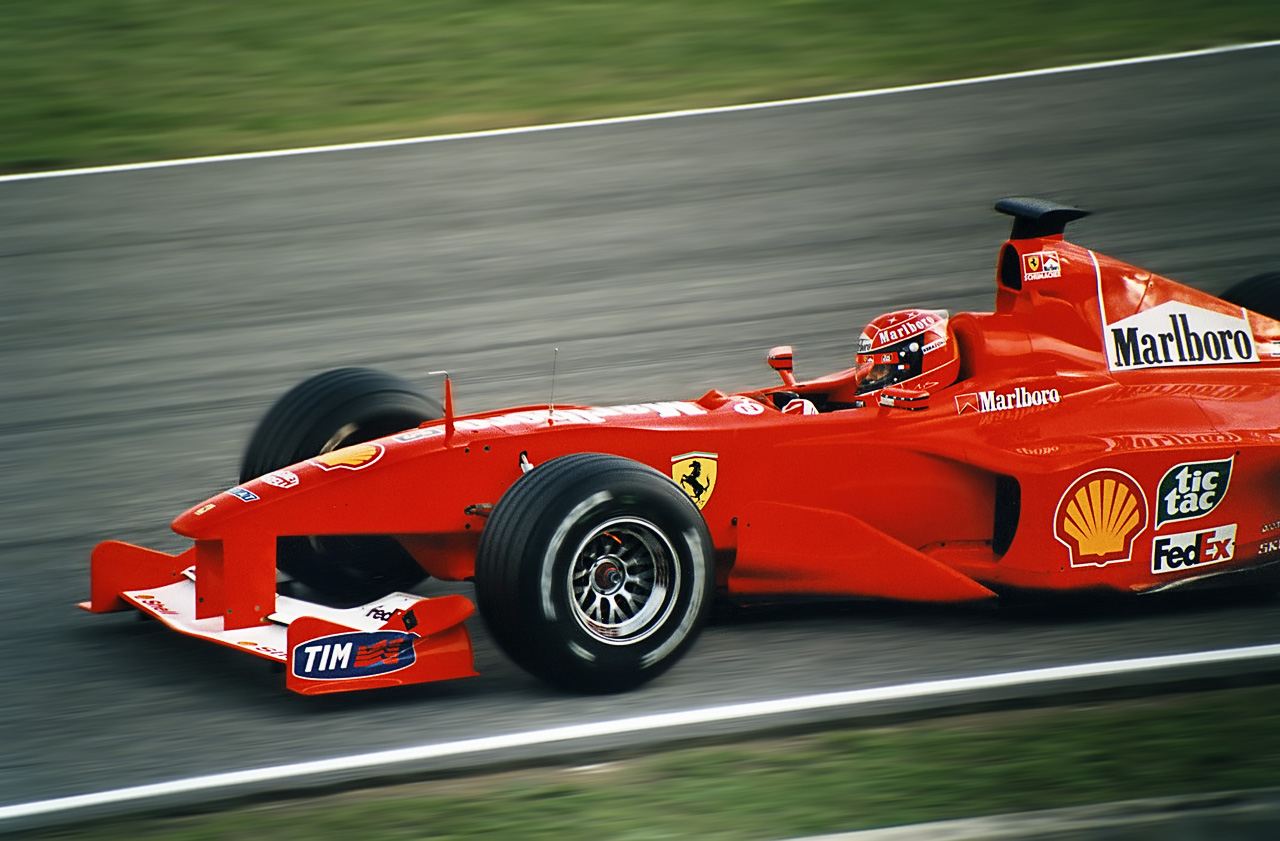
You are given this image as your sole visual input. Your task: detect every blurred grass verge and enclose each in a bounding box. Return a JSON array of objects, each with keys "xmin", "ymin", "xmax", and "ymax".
[
  {"xmin": 2, "ymin": 0, "xmax": 1279, "ymax": 174},
  {"xmin": 14, "ymin": 683, "xmax": 1280, "ymax": 840}
]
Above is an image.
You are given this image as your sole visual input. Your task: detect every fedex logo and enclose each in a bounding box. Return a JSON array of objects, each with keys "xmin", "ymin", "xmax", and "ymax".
[
  {"xmin": 291, "ymin": 630, "xmax": 418, "ymax": 680},
  {"xmin": 1151, "ymin": 524, "xmax": 1236, "ymax": 575},
  {"xmin": 366, "ymin": 606, "xmax": 404, "ymax": 623}
]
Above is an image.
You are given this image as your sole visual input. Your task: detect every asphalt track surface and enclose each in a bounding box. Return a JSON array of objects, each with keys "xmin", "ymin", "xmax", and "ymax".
[{"xmin": 3, "ymin": 45, "xmax": 1280, "ymax": 818}]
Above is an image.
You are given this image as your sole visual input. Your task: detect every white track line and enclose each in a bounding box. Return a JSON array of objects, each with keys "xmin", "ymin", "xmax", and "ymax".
[
  {"xmin": 3, "ymin": 39, "xmax": 1279, "ymax": 184},
  {"xmin": 3, "ymin": 642, "xmax": 1280, "ymax": 824}
]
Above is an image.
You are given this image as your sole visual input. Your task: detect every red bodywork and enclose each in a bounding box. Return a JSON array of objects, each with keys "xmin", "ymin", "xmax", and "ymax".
[{"xmin": 85, "ymin": 204, "xmax": 1280, "ymax": 693}]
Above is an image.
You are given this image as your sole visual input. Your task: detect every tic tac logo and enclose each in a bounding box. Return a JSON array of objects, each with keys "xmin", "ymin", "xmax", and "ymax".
[
  {"xmin": 1154, "ymin": 456, "xmax": 1232, "ymax": 529},
  {"xmin": 1054, "ymin": 469, "xmax": 1149, "ymax": 567},
  {"xmin": 1151, "ymin": 524, "xmax": 1236, "ymax": 575},
  {"xmin": 1105, "ymin": 302, "xmax": 1257, "ymax": 372},
  {"xmin": 311, "ymin": 442, "xmax": 384, "ymax": 471},
  {"xmin": 1022, "ymin": 250, "xmax": 1061, "ymax": 281},
  {"xmin": 291, "ymin": 630, "xmax": 418, "ymax": 680},
  {"xmin": 672, "ymin": 452, "xmax": 718, "ymax": 510}
]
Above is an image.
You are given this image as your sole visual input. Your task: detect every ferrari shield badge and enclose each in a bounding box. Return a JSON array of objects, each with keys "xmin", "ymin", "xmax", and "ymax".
[{"xmin": 671, "ymin": 452, "xmax": 718, "ymax": 510}]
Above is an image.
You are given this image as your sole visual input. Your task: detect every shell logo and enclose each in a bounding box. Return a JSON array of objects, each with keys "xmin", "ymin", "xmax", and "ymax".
[
  {"xmin": 1053, "ymin": 468, "xmax": 1148, "ymax": 567},
  {"xmin": 310, "ymin": 442, "xmax": 384, "ymax": 471}
]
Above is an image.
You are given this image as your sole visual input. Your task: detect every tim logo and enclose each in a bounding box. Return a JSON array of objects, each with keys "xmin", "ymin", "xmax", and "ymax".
[{"xmin": 291, "ymin": 630, "xmax": 418, "ymax": 680}]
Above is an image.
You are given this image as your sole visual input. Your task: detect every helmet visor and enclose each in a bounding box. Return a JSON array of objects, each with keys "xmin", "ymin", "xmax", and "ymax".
[{"xmin": 854, "ymin": 342, "xmax": 924, "ymax": 395}]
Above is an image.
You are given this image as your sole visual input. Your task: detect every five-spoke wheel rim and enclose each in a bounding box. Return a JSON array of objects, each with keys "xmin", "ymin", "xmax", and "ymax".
[{"xmin": 567, "ymin": 517, "xmax": 679, "ymax": 644}]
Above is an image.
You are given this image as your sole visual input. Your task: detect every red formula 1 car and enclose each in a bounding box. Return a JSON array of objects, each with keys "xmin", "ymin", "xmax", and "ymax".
[{"xmin": 84, "ymin": 198, "xmax": 1280, "ymax": 695}]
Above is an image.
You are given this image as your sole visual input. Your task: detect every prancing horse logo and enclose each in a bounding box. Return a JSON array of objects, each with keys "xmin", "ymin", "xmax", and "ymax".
[{"xmin": 671, "ymin": 452, "xmax": 718, "ymax": 510}]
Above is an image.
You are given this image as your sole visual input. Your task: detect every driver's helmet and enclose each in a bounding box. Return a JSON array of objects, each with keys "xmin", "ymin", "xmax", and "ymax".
[{"xmin": 854, "ymin": 309, "xmax": 960, "ymax": 399}]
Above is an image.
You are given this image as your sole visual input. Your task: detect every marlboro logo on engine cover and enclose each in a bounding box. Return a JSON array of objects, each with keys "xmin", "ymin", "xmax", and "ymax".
[{"xmin": 1105, "ymin": 302, "xmax": 1257, "ymax": 372}]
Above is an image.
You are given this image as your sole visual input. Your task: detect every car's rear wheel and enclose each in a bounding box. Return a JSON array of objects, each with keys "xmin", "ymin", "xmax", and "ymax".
[
  {"xmin": 474, "ymin": 453, "xmax": 715, "ymax": 693},
  {"xmin": 1220, "ymin": 272, "xmax": 1280, "ymax": 321},
  {"xmin": 241, "ymin": 367, "xmax": 442, "ymax": 606}
]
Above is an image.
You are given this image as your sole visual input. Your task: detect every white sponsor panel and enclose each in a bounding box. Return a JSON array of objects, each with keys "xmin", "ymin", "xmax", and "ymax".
[
  {"xmin": 1151, "ymin": 524, "xmax": 1237, "ymax": 575},
  {"xmin": 1105, "ymin": 301, "xmax": 1257, "ymax": 372}
]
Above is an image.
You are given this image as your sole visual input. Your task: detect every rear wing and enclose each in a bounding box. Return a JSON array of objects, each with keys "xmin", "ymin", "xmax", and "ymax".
[{"xmin": 995, "ymin": 197, "xmax": 1091, "ymax": 240}]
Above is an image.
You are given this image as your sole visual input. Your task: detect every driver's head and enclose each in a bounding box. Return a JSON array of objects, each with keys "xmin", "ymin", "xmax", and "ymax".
[{"xmin": 855, "ymin": 309, "xmax": 959, "ymax": 397}]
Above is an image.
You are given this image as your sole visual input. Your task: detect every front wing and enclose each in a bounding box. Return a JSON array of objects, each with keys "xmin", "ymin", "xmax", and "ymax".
[{"xmin": 81, "ymin": 540, "xmax": 477, "ymax": 695}]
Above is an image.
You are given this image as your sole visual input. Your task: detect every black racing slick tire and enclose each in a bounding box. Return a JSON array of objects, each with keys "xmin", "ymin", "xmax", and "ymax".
[
  {"xmin": 474, "ymin": 453, "xmax": 715, "ymax": 694},
  {"xmin": 1220, "ymin": 273, "xmax": 1280, "ymax": 321},
  {"xmin": 240, "ymin": 367, "xmax": 443, "ymax": 605}
]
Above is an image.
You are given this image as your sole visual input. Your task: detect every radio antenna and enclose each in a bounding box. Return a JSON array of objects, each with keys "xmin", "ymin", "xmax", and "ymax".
[
  {"xmin": 428, "ymin": 370, "xmax": 454, "ymax": 443},
  {"xmin": 548, "ymin": 347, "xmax": 559, "ymax": 423}
]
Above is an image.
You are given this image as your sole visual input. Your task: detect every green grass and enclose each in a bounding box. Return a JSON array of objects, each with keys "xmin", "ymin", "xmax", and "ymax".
[
  {"xmin": 17, "ymin": 683, "xmax": 1280, "ymax": 840},
  {"xmin": 3, "ymin": 1, "xmax": 1280, "ymax": 173}
]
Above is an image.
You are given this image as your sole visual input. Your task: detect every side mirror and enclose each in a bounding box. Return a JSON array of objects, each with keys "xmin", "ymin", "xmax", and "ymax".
[{"xmin": 767, "ymin": 345, "xmax": 797, "ymax": 387}]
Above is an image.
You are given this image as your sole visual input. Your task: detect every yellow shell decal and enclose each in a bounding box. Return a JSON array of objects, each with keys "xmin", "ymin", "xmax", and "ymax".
[
  {"xmin": 671, "ymin": 452, "xmax": 718, "ymax": 510},
  {"xmin": 1054, "ymin": 468, "xmax": 1148, "ymax": 567},
  {"xmin": 311, "ymin": 442, "xmax": 385, "ymax": 471}
]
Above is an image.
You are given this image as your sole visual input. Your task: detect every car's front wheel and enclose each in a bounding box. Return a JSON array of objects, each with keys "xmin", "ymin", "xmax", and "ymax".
[
  {"xmin": 240, "ymin": 367, "xmax": 442, "ymax": 606},
  {"xmin": 474, "ymin": 453, "xmax": 715, "ymax": 693}
]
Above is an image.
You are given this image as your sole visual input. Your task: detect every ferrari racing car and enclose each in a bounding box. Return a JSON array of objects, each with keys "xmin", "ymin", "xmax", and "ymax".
[{"xmin": 83, "ymin": 197, "xmax": 1280, "ymax": 695}]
